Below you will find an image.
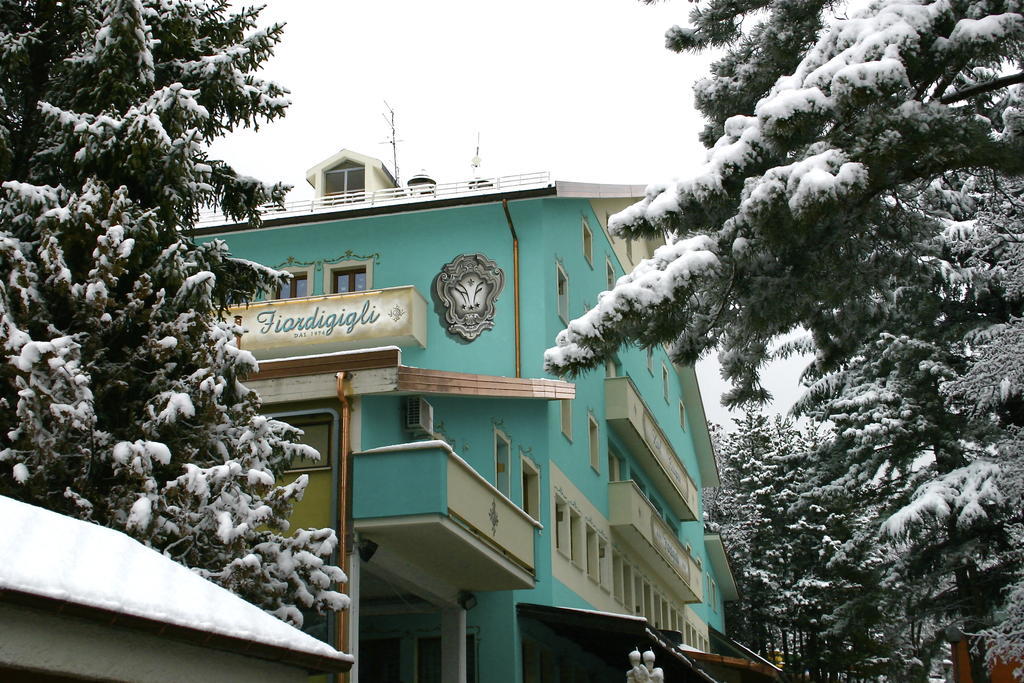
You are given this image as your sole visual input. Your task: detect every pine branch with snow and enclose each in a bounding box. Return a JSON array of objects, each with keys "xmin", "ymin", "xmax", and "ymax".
[
  {"xmin": 548, "ymin": 0, "xmax": 1024, "ymax": 671},
  {"xmin": 0, "ymin": 0, "xmax": 345, "ymax": 629}
]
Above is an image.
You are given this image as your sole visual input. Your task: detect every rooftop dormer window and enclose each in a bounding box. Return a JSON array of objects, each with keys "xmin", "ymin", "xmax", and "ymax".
[{"xmin": 324, "ymin": 161, "xmax": 365, "ymax": 195}]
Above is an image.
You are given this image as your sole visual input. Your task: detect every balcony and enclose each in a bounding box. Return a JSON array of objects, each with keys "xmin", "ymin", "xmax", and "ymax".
[
  {"xmin": 230, "ymin": 285, "xmax": 428, "ymax": 360},
  {"xmin": 197, "ymin": 172, "xmax": 552, "ymax": 227},
  {"xmin": 608, "ymin": 481, "xmax": 702, "ymax": 604},
  {"xmin": 353, "ymin": 441, "xmax": 537, "ymax": 591},
  {"xmin": 604, "ymin": 376, "xmax": 698, "ymax": 521}
]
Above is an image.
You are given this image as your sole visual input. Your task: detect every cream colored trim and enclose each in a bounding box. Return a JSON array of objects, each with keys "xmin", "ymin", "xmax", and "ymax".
[
  {"xmin": 548, "ymin": 463, "xmax": 679, "ymax": 620},
  {"xmin": 322, "ymin": 257, "xmax": 374, "ymax": 295}
]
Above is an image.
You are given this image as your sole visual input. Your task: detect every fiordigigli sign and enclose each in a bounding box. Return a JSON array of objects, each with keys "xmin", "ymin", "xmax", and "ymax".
[{"xmin": 231, "ymin": 286, "xmax": 428, "ymax": 359}]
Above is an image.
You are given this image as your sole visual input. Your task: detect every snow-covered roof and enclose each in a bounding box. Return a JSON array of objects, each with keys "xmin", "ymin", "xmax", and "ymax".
[{"xmin": 0, "ymin": 495, "xmax": 352, "ymax": 670}]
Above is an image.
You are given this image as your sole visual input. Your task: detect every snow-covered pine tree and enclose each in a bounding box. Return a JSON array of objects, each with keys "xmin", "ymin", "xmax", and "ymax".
[
  {"xmin": 543, "ymin": 0, "xmax": 1024, "ymax": 668},
  {"xmin": 546, "ymin": 0, "xmax": 1024, "ymax": 398},
  {"xmin": 709, "ymin": 414, "xmax": 895, "ymax": 679},
  {"xmin": 0, "ymin": 0, "xmax": 347, "ymax": 627}
]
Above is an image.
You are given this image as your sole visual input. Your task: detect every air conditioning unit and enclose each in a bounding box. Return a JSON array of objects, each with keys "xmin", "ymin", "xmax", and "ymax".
[{"xmin": 404, "ymin": 396, "xmax": 434, "ymax": 436}]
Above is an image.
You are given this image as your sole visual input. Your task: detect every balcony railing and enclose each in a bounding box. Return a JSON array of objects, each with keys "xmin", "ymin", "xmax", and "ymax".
[
  {"xmin": 353, "ymin": 441, "xmax": 538, "ymax": 591},
  {"xmin": 197, "ymin": 172, "xmax": 552, "ymax": 227},
  {"xmin": 605, "ymin": 376, "xmax": 699, "ymax": 521},
  {"xmin": 608, "ymin": 480, "xmax": 702, "ymax": 604}
]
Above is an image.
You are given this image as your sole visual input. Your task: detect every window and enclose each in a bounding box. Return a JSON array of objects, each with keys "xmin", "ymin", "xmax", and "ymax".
[
  {"xmin": 560, "ymin": 399, "xmax": 572, "ymax": 440},
  {"xmin": 582, "ymin": 216, "xmax": 593, "ymax": 266},
  {"xmin": 494, "ymin": 430, "xmax": 511, "ymax": 497},
  {"xmin": 643, "ymin": 580, "xmax": 653, "ymax": 620},
  {"xmin": 417, "ymin": 635, "xmax": 478, "ymax": 683},
  {"xmin": 324, "ymin": 162, "xmax": 365, "ymax": 195},
  {"xmin": 607, "ymin": 450, "xmax": 622, "ymax": 482},
  {"xmin": 622, "ymin": 563, "xmax": 634, "ymax": 613},
  {"xmin": 521, "ymin": 456, "xmax": 540, "ymax": 519},
  {"xmin": 556, "ymin": 263, "xmax": 569, "ymax": 322},
  {"xmin": 586, "ymin": 525, "xmax": 599, "ymax": 582},
  {"xmin": 361, "ymin": 639, "xmax": 402, "ymax": 682},
  {"xmin": 281, "ymin": 414, "xmax": 332, "ymax": 470},
  {"xmin": 569, "ymin": 508, "xmax": 582, "ymax": 566},
  {"xmin": 646, "ymin": 347, "xmax": 653, "ymax": 373},
  {"xmin": 598, "ymin": 537, "xmax": 609, "ymax": 589},
  {"xmin": 662, "ymin": 363, "xmax": 670, "ymax": 402},
  {"xmin": 555, "ymin": 496, "xmax": 569, "ymax": 556},
  {"xmin": 331, "ymin": 267, "xmax": 367, "ymax": 294},
  {"xmin": 708, "ymin": 577, "xmax": 719, "ymax": 612},
  {"xmin": 279, "ymin": 272, "xmax": 309, "ymax": 299},
  {"xmin": 679, "ymin": 399, "xmax": 687, "ymax": 430},
  {"xmin": 625, "ymin": 237, "xmax": 633, "ymax": 263},
  {"xmin": 653, "ymin": 592, "xmax": 662, "ymax": 628},
  {"xmin": 587, "ymin": 415, "xmax": 600, "ymax": 472},
  {"xmin": 606, "ymin": 258, "xmax": 616, "ymax": 290},
  {"xmin": 612, "ymin": 551, "xmax": 624, "ymax": 603}
]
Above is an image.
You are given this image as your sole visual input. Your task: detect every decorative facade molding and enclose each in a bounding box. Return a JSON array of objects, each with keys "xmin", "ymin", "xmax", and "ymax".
[{"xmin": 435, "ymin": 253, "xmax": 505, "ymax": 341}]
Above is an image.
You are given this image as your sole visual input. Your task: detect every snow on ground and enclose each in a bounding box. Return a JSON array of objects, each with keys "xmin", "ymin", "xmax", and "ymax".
[{"xmin": 0, "ymin": 495, "xmax": 352, "ymax": 663}]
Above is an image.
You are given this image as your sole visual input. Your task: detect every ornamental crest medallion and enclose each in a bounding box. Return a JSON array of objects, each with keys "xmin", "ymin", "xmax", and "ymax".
[{"xmin": 435, "ymin": 253, "xmax": 505, "ymax": 341}]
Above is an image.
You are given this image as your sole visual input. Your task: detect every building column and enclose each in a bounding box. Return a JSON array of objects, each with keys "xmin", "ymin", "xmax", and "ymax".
[{"xmin": 441, "ymin": 607, "xmax": 467, "ymax": 683}]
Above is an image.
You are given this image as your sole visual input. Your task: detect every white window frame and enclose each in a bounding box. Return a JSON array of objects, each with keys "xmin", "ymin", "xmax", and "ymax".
[
  {"xmin": 560, "ymin": 399, "xmax": 572, "ymax": 441},
  {"xmin": 582, "ymin": 216, "xmax": 594, "ymax": 267},
  {"xmin": 276, "ymin": 267, "xmax": 314, "ymax": 300},
  {"xmin": 598, "ymin": 536, "xmax": 610, "ymax": 591},
  {"xmin": 323, "ymin": 161, "xmax": 366, "ymax": 195},
  {"xmin": 585, "ymin": 524, "xmax": 599, "ymax": 582},
  {"xmin": 569, "ymin": 507, "xmax": 583, "ymax": 567},
  {"xmin": 556, "ymin": 262, "xmax": 569, "ymax": 322},
  {"xmin": 324, "ymin": 257, "xmax": 374, "ymax": 295},
  {"xmin": 521, "ymin": 455, "xmax": 541, "ymax": 520},
  {"xmin": 587, "ymin": 414, "xmax": 600, "ymax": 473},
  {"xmin": 612, "ymin": 550, "xmax": 624, "ymax": 603},
  {"xmin": 554, "ymin": 495, "xmax": 569, "ymax": 557},
  {"xmin": 607, "ymin": 450, "xmax": 622, "ymax": 483},
  {"xmin": 494, "ymin": 429, "xmax": 511, "ymax": 497}
]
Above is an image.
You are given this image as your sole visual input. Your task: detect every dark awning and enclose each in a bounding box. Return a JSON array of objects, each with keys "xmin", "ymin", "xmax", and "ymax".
[
  {"xmin": 516, "ymin": 603, "xmax": 720, "ymax": 682},
  {"xmin": 703, "ymin": 626, "xmax": 786, "ymax": 682}
]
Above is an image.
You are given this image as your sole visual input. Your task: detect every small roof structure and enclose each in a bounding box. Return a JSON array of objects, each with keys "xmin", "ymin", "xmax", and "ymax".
[
  {"xmin": 0, "ymin": 495, "xmax": 352, "ymax": 675},
  {"xmin": 305, "ymin": 148, "xmax": 397, "ymax": 188}
]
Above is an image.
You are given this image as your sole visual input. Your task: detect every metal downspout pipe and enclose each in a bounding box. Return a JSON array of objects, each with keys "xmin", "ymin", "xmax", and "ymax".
[
  {"xmin": 502, "ymin": 199, "xmax": 522, "ymax": 378},
  {"xmin": 335, "ymin": 372, "xmax": 354, "ymax": 667}
]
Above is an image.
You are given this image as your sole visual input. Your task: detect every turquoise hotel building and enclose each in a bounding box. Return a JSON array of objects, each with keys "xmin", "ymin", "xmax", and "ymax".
[{"xmin": 196, "ymin": 149, "xmax": 771, "ymax": 683}]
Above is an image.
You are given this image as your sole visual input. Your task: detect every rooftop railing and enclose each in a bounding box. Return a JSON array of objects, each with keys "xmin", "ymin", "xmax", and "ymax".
[{"xmin": 196, "ymin": 171, "xmax": 552, "ymax": 228}]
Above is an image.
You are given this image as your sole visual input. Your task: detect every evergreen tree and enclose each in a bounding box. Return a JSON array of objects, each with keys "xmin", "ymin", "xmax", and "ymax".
[
  {"xmin": 709, "ymin": 414, "xmax": 894, "ymax": 680},
  {"xmin": 0, "ymin": 0, "xmax": 347, "ymax": 626},
  {"xmin": 543, "ymin": 0, "xmax": 1024, "ymax": 667}
]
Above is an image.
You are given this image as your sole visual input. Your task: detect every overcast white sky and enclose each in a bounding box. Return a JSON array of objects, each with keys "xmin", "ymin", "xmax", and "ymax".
[{"xmin": 212, "ymin": 0, "xmax": 808, "ymax": 428}]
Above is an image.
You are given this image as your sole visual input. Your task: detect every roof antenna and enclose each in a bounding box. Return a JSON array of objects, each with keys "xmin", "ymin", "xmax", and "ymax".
[
  {"xmin": 380, "ymin": 101, "xmax": 401, "ymax": 184},
  {"xmin": 471, "ymin": 132, "xmax": 482, "ymax": 178}
]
